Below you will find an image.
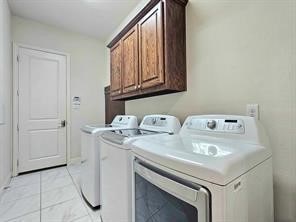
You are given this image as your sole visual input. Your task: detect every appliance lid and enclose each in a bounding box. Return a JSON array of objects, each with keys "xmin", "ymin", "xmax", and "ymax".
[
  {"xmin": 131, "ymin": 134, "xmax": 272, "ymax": 186},
  {"xmin": 101, "ymin": 129, "xmax": 165, "ymax": 145},
  {"xmin": 80, "ymin": 124, "xmax": 134, "ymax": 134},
  {"xmin": 86, "ymin": 124, "xmax": 113, "ymax": 128},
  {"xmin": 81, "ymin": 124, "xmax": 113, "ymax": 133},
  {"xmin": 110, "ymin": 128, "xmax": 166, "ymax": 136}
]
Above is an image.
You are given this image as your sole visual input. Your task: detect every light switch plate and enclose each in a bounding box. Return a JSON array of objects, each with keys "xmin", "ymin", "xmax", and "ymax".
[
  {"xmin": 247, "ymin": 104, "xmax": 259, "ymax": 120},
  {"xmin": 72, "ymin": 96, "xmax": 81, "ymax": 110}
]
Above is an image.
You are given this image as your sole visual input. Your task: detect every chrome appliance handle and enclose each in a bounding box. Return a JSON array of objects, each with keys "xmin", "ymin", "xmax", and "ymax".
[
  {"xmin": 134, "ymin": 159, "xmax": 210, "ymax": 222},
  {"xmin": 134, "ymin": 160, "xmax": 200, "ymax": 202}
]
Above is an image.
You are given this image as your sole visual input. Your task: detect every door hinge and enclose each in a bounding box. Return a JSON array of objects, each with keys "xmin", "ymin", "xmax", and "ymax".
[
  {"xmin": 17, "ymin": 159, "xmax": 19, "ymax": 167},
  {"xmin": 17, "ymin": 89, "xmax": 19, "ymax": 96},
  {"xmin": 17, "ymin": 123, "xmax": 19, "ymax": 132},
  {"xmin": 17, "ymin": 55, "xmax": 21, "ymax": 63}
]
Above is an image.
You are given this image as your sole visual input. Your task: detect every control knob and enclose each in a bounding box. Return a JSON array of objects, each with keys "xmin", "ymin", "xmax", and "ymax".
[{"xmin": 207, "ymin": 120, "xmax": 217, "ymax": 130}]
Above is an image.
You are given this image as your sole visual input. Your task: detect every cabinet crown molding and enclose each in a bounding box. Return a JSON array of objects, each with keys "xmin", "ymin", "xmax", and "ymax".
[{"xmin": 107, "ymin": 0, "xmax": 188, "ymax": 49}]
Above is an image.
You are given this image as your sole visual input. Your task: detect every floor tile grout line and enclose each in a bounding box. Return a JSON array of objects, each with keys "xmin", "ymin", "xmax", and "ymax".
[
  {"xmin": 71, "ymin": 215, "xmax": 91, "ymax": 222},
  {"xmin": 8, "ymin": 181, "xmax": 40, "ymax": 189},
  {"xmin": 8, "ymin": 173, "xmax": 40, "ymax": 189},
  {"xmin": 1, "ymin": 174, "xmax": 41, "ymax": 221},
  {"xmin": 4, "ymin": 210, "xmax": 40, "ymax": 222},
  {"xmin": 41, "ymin": 197, "xmax": 79, "ymax": 210},
  {"xmin": 40, "ymin": 169, "xmax": 79, "ymax": 211},
  {"xmin": 41, "ymin": 173, "xmax": 72, "ymax": 183},
  {"xmin": 1, "ymin": 174, "xmax": 40, "ymax": 204},
  {"xmin": 3, "ymin": 180, "xmax": 39, "ymax": 190},
  {"xmin": 41, "ymin": 182, "xmax": 76, "ymax": 194},
  {"xmin": 40, "ymin": 167, "xmax": 74, "ymax": 193},
  {"xmin": 67, "ymin": 165, "xmax": 96, "ymax": 222},
  {"xmin": 0, "ymin": 193, "xmax": 41, "ymax": 206},
  {"xmin": 41, "ymin": 175, "xmax": 71, "ymax": 183},
  {"xmin": 3, "ymin": 166, "xmax": 82, "ymax": 222},
  {"xmin": 0, "ymin": 180, "xmax": 40, "ymax": 204},
  {"xmin": 3, "ymin": 166, "xmax": 94, "ymax": 222}
]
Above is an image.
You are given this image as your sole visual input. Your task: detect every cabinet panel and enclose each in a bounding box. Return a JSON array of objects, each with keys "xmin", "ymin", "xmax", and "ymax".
[
  {"xmin": 122, "ymin": 26, "xmax": 139, "ymax": 93},
  {"xmin": 108, "ymin": 0, "xmax": 188, "ymax": 101},
  {"xmin": 139, "ymin": 2, "xmax": 164, "ymax": 89},
  {"xmin": 110, "ymin": 42, "xmax": 122, "ymax": 96},
  {"xmin": 104, "ymin": 86, "xmax": 125, "ymax": 124}
]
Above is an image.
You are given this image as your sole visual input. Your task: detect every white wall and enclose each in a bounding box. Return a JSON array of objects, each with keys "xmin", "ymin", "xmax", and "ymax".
[
  {"xmin": 0, "ymin": 0, "xmax": 12, "ymax": 190},
  {"xmin": 107, "ymin": 0, "xmax": 296, "ymax": 221},
  {"xmin": 12, "ymin": 16, "xmax": 107, "ymax": 161}
]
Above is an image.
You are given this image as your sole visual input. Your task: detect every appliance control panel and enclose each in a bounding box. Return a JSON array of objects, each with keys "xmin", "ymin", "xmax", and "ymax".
[
  {"xmin": 140, "ymin": 115, "xmax": 181, "ymax": 134},
  {"xmin": 142, "ymin": 117, "xmax": 168, "ymax": 127},
  {"xmin": 111, "ymin": 115, "xmax": 138, "ymax": 127},
  {"xmin": 187, "ymin": 118, "xmax": 245, "ymax": 134},
  {"xmin": 112, "ymin": 116, "xmax": 129, "ymax": 125}
]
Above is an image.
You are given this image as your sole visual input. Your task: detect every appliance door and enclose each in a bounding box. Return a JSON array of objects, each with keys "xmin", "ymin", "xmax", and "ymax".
[{"xmin": 133, "ymin": 159, "xmax": 210, "ymax": 222}]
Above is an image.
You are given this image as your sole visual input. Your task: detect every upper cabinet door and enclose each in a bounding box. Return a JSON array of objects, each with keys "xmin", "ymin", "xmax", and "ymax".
[
  {"xmin": 110, "ymin": 42, "xmax": 122, "ymax": 96},
  {"xmin": 122, "ymin": 25, "xmax": 139, "ymax": 93},
  {"xmin": 139, "ymin": 2, "xmax": 164, "ymax": 89},
  {"xmin": 108, "ymin": 0, "xmax": 188, "ymax": 100}
]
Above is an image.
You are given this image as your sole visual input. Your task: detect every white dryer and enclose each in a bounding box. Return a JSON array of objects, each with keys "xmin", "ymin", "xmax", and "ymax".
[
  {"xmin": 131, "ymin": 115, "xmax": 274, "ymax": 222},
  {"xmin": 80, "ymin": 115, "xmax": 138, "ymax": 207},
  {"xmin": 99, "ymin": 115, "xmax": 181, "ymax": 222}
]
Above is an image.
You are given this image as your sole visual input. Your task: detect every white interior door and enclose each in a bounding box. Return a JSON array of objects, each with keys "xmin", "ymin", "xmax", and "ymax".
[{"xmin": 18, "ymin": 47, "xmax": 67, "ymax": 173}]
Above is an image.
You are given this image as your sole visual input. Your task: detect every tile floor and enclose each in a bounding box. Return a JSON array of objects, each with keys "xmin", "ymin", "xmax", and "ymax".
[{"xmin": 0, "ymin": 164, "xmax": 101, "ymax": 222}]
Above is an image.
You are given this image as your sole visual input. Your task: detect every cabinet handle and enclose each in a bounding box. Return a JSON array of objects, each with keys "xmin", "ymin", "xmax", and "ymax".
[
  {"xmin": 138, "ymin": 85, "xmax": 141, "ymax": 89},
  {"xmin": 134, "ymin": 86, "xmax": 137, "ymax": 89}
]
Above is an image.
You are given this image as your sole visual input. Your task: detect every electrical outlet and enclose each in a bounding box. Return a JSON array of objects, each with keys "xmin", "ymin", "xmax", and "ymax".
[{"xmin": 247, "ymin": 104, "xmax": 259, "ymax": 120}]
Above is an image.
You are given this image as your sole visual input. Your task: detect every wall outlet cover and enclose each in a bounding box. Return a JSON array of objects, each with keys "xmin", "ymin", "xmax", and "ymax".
[{"xmin": 246, "ymin": 104, "xmax": 259, "ymax": 120}]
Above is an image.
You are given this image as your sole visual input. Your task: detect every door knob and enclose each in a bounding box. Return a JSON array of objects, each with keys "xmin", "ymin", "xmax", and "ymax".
[{"xmin": 59, "ymin": 120, "xmax": 66, "ymax": 128}]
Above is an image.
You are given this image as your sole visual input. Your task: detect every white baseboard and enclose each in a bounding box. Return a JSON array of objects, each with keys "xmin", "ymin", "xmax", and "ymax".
[
  {"xmin": 0, "ymin": 172, "xmax": 12, "ymax": 192},
  {"xmin": 68, "ymin": 157, "xmax": 81, "ymax": 165}
]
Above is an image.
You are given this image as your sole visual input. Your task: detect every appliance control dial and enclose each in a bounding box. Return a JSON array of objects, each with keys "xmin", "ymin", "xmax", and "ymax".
[{"xmin": 207, "ymin": 120, "xmax": 217, "ymax": 130}]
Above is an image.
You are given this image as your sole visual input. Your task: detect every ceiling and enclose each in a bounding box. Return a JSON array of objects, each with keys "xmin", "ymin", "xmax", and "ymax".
[{"xmin": 8, "ymin": 0, "xmax": 139, "ymax": 40}]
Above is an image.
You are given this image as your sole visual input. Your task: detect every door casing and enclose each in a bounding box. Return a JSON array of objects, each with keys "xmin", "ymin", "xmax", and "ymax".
[{"xmin": 12, "ymin": 43, "xmax": 71, "ymax": 176}]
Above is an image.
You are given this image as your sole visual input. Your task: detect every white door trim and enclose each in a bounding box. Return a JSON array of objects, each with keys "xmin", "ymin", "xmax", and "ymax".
[{"xmin": 12, "ymin": 43, "xmax": 71, "ymax": 176}]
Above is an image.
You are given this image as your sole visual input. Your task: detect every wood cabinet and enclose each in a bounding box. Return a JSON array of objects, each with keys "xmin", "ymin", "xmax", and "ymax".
[
  {"xmin": 139, "ymin": 2, "xmax": 164, "ymax": 89},
  {"xmin": 108, "ymin": 0, "xmax": 188, "ymax": 100},
  {"xmin": 104, "ymin": 86, "xmax": 125, "ymax": 124},
  {"xmin": 110, "ymin": 42, "xmax": 122, "ymax": 96},
  {"xmin": 122, "ymin": 26, "xmax": 139, "ymax": 93}
]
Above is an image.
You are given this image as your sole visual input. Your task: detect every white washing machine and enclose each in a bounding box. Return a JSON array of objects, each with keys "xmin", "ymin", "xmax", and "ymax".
[
  {"xmin": 99, "ymin": 115, "xmax": 181, "ymax": 222},
  {"xmin": 80, "ymin": 115, "xmax": 138, "ymax": 207},
  {"xmin": 131, "ymin": 115, "xmax": 274, "ymax": 222}
]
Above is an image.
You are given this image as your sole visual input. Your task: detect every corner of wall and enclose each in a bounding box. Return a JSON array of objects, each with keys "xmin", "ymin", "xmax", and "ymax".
[{"xmin": 0, "ymin": 0, "xmax": 13, "ymax": 191}]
